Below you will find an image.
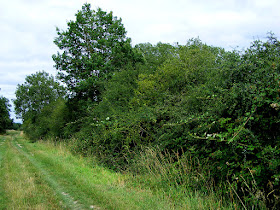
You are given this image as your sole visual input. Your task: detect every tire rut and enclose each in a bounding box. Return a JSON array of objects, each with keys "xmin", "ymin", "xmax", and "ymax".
[{"xmin": 10, "ymin": 137, "xmax": 89, "ymax": 210}]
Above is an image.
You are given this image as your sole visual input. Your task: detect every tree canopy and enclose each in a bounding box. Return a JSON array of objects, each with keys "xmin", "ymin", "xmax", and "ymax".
[
  {"xmin": 52, "ymin": 3, "xmax": 140, "ymax": 102},
  {"xmin": 14, "ymin": 71, "xmax": 66, "ymax": 139},
  {"xmin": 14, "ymin": 71, "xmax": 65, "ymax": 120}
]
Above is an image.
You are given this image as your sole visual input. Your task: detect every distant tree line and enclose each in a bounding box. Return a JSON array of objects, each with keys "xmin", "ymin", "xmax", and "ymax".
[{"xmin": 14, "ymin": 3, "xmax": 280, "ymax": 208}]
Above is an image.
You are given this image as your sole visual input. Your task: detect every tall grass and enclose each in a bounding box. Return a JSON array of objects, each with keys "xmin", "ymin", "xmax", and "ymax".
[
  {"xmin": 126, "ymin": 146, "xmax": 273, "ymax": 209},
  {"xmin": 32, "ymin": 136, "xmax": 240, "ymax": 209},
  {"xmin": 126, "ymin": 146, "xmax": 239, "ymax": 209},
  {"xmin": 52, "ymin": 138, "xmax": 239, "ymax": 209},
  {"xmin": 227, "ymin": 168, "xmax": 268, "ymax": 209}
]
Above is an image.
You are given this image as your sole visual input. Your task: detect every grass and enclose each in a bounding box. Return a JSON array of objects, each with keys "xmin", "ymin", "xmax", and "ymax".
[
  {"xmin": 0, "ymin": 131, "xmax": 174, "ymax": 209},
  {"xmin": 0, "ymin": 131, "xmax": 62, "ymax": 209},
  {"xmin": 0, "ymin": 132, "xmax": 7, "ymax": 209},
  {"xmin": 125, "ymin": 147, "xmax": 238, "ymax": 210},
  {"xmin": 0, "ymin": 130, "xmax": 240, "ymax": 209}
]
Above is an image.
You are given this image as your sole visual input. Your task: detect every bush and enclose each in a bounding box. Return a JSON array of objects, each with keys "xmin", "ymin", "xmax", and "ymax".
[{"xmin": 77, "ymin": 36, "xmax": 280, "ymax": 208}]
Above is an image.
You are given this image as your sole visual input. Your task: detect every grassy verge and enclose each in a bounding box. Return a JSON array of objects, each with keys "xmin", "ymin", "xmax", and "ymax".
[
  {"xmin": 1, "ymin": 131, "xmax": 239, "ymax": 209},
  {"xmin": 0, "ymin": 133, "xmax": 7, "ymax": 209},
  {"xmin": 0, "ymin": 131, "xmax": 174, "ymax": 209},
  {"xmin": 18, "ymin": 140, "xmax": 172, "ymax": 209},
  {"xmin": 0, "ymin": 131, "xmax": 62, "ymax": 209}
]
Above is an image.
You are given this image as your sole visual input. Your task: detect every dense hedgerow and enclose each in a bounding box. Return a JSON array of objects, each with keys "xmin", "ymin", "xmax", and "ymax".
[
  {"xmin": 13, "ymin": 3, "xmax": 280, "ymax": 208},
  {"xmin": 71, "ymin": 36, "xmax": 279, "ymax": 208}
]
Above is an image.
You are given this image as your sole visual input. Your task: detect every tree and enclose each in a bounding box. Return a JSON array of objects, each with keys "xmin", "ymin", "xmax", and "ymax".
[
  {"xmin": 52, "ymin": 3, "xmax": 140, "ymax": 102},
  {"xmin": 14, "ymin": 71, "xmax": 65, "ymax": 139},
  {"xmin": 14, "ymin": 71, "xmax": 65, "ymax": 119},
  {"xmin": 0, "ymin": 95, "xmax": 12, "ymax": 134},
  {"xmin": 134, "ymin": 42, "xmax": 177, "ymax": 73}
]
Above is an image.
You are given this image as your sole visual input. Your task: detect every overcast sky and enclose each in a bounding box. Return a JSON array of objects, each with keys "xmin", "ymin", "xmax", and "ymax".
[{"xmin": 1, "ymin": 0, "xmax": 280, "ymax": 122}]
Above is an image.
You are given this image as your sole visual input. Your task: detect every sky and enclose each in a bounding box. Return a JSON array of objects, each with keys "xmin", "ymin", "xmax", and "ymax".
[{"xmin": 1, "ymin": 0, "xmax": 280, "ymax": 122}]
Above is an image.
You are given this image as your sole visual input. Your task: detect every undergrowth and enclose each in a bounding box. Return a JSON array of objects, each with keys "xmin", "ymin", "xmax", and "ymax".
[
  {"xmin": 125, "ymin": 146, "xmax": 269, "ymax": 209},
  {"xmin": 50, "ymin": 136, "xmax": 238, "ymax": 209}
]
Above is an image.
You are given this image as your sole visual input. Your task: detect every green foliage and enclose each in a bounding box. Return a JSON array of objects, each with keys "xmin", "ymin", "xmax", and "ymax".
[
  {"xmin": 52, "ymin": 3, "xmax": 140, "ymax": 102},
  {"xmin": 52, "ymin": 3, "xmax": 143, "ymax": 136},
  {"xmin": 34, "ymin": 98, "xmax": 69, "ymax": 139},
  {"xmin": 11, "ymin": 123, "xmax": 22, "ymax": 131},
  {"xmin": 14, "ymin": 71, "xmax": 66, "ymax": 140},
  {"xmin": 168, "ymin": 35, "xmax": 280, "ymax": 208},
  {"xmin": 135, "ymin": 42, "xmax": 177, "ymax": 73},
  {"xmin": 14, "ymin": 71, "xmax": 65, "ymax": 119},
  {"xmin": 0, "ymin": 96, "xmax": 12, "ymax": 134},
  {"xmin": 13, "ymin": 3, "xmax": 279, "ymax": 207},
  {"xmin": 70, "ymin": 36, "xmax": 280, "ymax": 208}
]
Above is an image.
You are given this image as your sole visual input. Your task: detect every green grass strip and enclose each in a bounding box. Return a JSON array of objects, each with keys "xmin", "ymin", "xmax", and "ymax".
[
  {"xmin": 3, "ymin": 131, "xmax": 237, "ymax": 209},
  {"xmin": 0, "ymin": 134, "xmax": 63, "ymax": 209},
  {"xmin": 14, "ymin": 134, "xmax": 174, "ymax": 209},
  {"xmin": 11, "ymin": 136, "xmax": 89, "ymax": 209},
  {"xmin": 0, "ymin": 135, "xmax": 7, "ymax": 209}
]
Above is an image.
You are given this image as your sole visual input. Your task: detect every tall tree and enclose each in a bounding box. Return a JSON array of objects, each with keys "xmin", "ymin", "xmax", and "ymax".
[
  {"xmin": 14, "ymin": 71, "xmax": 66, "ymax": 139},
  {"xmin": 14, "ymin": 71, "xmax": 65, "ymax": 121},
  {"xmin": 52, "ymin": 3, "xmax": 140, "ymax": 102},
  {"xmin": 0, "ymin": 95, "xmax": 12, "ymax": 134}
]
